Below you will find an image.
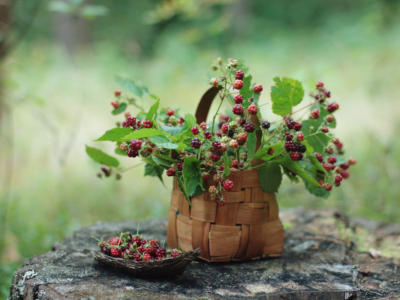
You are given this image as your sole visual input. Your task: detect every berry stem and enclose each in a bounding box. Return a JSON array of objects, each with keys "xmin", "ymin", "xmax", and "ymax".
[{"xmin": 289, "ymin": 101, "xmax": 316, "ymax": 117}]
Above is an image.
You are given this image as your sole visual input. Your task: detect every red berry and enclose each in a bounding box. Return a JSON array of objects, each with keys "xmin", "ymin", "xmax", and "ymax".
[
  {"xmin": 204, "ymin": 131, "xmax": 211, "ymax": 139},
  {"xmin": 223, "ymin": 180, "xmax": 234, "ymax": 191},
  {"xmin": 341, "ymin": 170, "xmax": 350, "ymax": 179},
  {"xmin": 229, "ymin": 139, "xmax": 239, "ymax": 149},
  {"xmin": 190, "ymin": 138, "xmax": 202, "ymax": 149},
  {"xmin": 143, "ymin": 253, "xmax": 152, "ymax": 261},
  {"xmin": 176, "ymin": 162, "xmax": 183, "ymax": 171},
  {"xmin": 247, "ymin": 104, "xmax": 258, "ymax": 115},
  {"xmin": 335, "ymin": 175, "xmax": 343, "ymax": 184},
  {"xmin": 216, "ymin": 130, "xmax": 222, "ymax": 137},
  {"xmin": 199, "ymin": 122, "xmax": 207, "ymax": 130},
  {"xmin": 211, "ymin": 153, "xmax": 220, "ymax": 162},
  {"xmin": 233, "ymin": 79, "xmax": 244, "ymax": 90},
  {"xmin": 321, "ymin": 126, "xmax": 329, "ymax": 133},
  {"xmin": 316, "ymin": 81, "xmax": 324, "ymax": 89},
  {"xmin": 315, "ymin": 153, "xmax": 324, "ymax": 162},
  {"xmin": 231, "ymin": 159, "xmax": 238, "ymax": 168},
  {"xmin": 179, "ymin": 117, "xmax": 185, "ymax": 124},
  {"xmin": 166, "ymin": 168, "xmax": 176, "ymax": 177},
  {"xmin": 348, "ymin": 158, "xmax": 357, "ymax": 165},
  {"xmin": 221, "ymin": 123, "xmax": 229, "ymax": 134},
  {"xmin": 285, "ymin": 133, "xmax": 293, "ymax": 141},
  {"xmin": 244, "ymin": 122, "xmax": 255, "ymax": 133},
  {"xmin": 170, "ymin": 250, "xmax": 181, "ymax": 258},
  {"xmin": 234, "ymin": 94, "xmax": 243, "ymax": 104},
  {"xmin": 328, "ymin": 156, "xmax": 337, "ymax": 164},
  {"xmin": 293, "ymin": 122, "xmax": 302, "ymax": 131},
  {"xmin": 253, "ymin": 84, "xmax": 263, "ymax": 93},
  {"xmin": 323, "ymin": 89, "xmax": 331, "ymax": 98},
  {"xmin": 290, "ymin": 152, "xmax": 303, "ymax": 161},
  {"xmin": 327, "ymin": 103, "xmax": 339, "ymax": 113},
  {"xmin": 311, "ymin": 109, "xmax": 320, "ymax": 119},
  {"xmin": 322, "ymin": 163, "xmax": 331, "ymax": 171},
  {"xmin": 286, "ymin": 119, "xmax": 295, "ymax": 129},
  {"xmin": 326, "ymin": 115, "xmax": 335, "ymax": 123},
  {"xmin": 108, "ymin": 237, "xmax": 121, "ymax": 245},
  {"xmin": 130, "ymin": 139, "xmax": 142, "ymax": 151},
  {"xmin": 325, "ymin": 184, "xmax": 332, "ymax": 191},
  {"xmin": 166, "ymin": 109, "xmax": 174, "ymax": 116},
  {"xmin": 110, "ymin": 247, "xmax": 121, "ymax": 257},
  {"xmin": 219, "ymin": 198, "xmax": 227, "ymax": 206},
  {"xmin": 232, "ymin": 104, "xmax": 244, "ymax": 115},
  {"xmin": 212, "ymin": 141, "xmax": 222, "ymax": 152},
  {"xmin": 220, "ymin": 114, "xmax": 230, "ymax": 122},
  {"xmin": 191, "ymin": 127, "xmax": 199, "ymax": 135},
  {"xmin": 268, "ymin": 148, "xmax": 275, "ymax": 155},
  {"xmin": 284, "ymin": 141, "xmax": 295, "ymax": 152},
  {"xmin": 340, "ymin": 162, "xmax": 350, "ymax": 170},
  {"xmin": 114, "ymin": 90, "xmax": 122, "ymax": 96},
  {"xmin": 297, "ymin": 132, "xmax": 304, "ymax": 141},
  {"xmin": 317, "ymin": 180, "xmax": 324, "ymax": 186},
  {"xmin": 237, "ymin": 132, "xmax": 247, "ymax": 145},
  {"xmin": 111, "ymin": 101, "xmax": 119, "ymax": 109},
  {"xmin": 142, "ymin": 120, "xmax": 153, "ymax": 128},
  {"xmin": 235, "ymin": 70, "xmax": 244, "ymax": 80}
]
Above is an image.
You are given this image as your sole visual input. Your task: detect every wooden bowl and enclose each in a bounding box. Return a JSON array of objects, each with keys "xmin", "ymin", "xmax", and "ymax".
[{"xmin": 93, "ymin": 248, "xmax": 200, "ymax": 277}]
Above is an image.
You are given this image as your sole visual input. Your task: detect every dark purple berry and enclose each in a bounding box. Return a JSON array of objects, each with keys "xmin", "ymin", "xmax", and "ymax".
[
  {"xmin": 190, "ymin": 138, "xmax": 202, "ymax": 149},
  {"xmin": 261, "ymin": 121, "xmax": 270, "ymax": 129},
  {"xmin": 244, "ymin": 122, "xmax": 255, "ymax": 133}
]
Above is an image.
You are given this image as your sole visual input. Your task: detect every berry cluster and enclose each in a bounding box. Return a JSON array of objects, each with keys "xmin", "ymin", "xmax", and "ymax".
[{"xmin": 98, "ymin": 232, "xmax": 181, "ymax": 261}]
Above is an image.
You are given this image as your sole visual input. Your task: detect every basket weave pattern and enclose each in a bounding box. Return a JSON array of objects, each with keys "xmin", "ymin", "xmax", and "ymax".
[{"xmin": 167, "ymin": 169, "xmax": 284, "ymax": 262}]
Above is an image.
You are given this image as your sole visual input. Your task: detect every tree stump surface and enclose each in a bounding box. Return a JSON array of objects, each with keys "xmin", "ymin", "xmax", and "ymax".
[{"xmin": 9, "ymin": 208, "xmax": 400, "ymax": 300}]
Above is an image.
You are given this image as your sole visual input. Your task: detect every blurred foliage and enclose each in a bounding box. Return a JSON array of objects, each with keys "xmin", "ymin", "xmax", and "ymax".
[{"xmin": 0, "ymin": 0, "xmax": 400, "ymax": 298}]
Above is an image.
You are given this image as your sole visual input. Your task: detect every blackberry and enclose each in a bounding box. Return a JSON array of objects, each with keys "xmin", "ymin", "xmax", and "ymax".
[
  {"xmin": 204, "ymin": 131, "xmax": 211, "ymax": 139},
  {"xmin": 127, "ymin": 149, "xmax": 138, "ymax": 157},
  {"xmin": 285, "ymin": 133, "xmax": 293, "ymax": 141},
  {"xmin": 247, "ymin": 104, "xmax": 258, "ymax": 115},
  {"xmin": 190, "ymin": 138, "xmax": 202, "ymax": 149},
  {"xmin": 235, "ymin": 70, "xmax": 244, "ymax": 80},
  {"xmin": 234, "ymin": 94, "xmax": 243, "ymax": 104},
  {"xmin": 232, "ymin": 104, "xmax": 244, "ymax": 115},
  {"xmin": 233, "ymin": 79, "xmax": 244, "ymax": 90},
  {"xmin": 142, "ymin": 120, "xmax": 153, "ymax": 128},
  {"xmin": 253, "ymin": 84, "xmax": 263, "ymax": 93},
  {"xmin": 212, "ymin": 141, "xmax": 222, "ymax": 152},
  {"xmin": 244, "ymin": 122, "xmax": 255, "ymax": 133},
  {"xmin": 261, "ymin": 121, "xmax": 271, "ymax": 129},
  {"xmin": 293, "ymin": 122, "xmax": 302, "ymax": 131},
  {"xmin": 286, "ymin": 119, "xmax": 295, "ymax": 129},
  {"xmin": 290, "ymin": 152, "xmax": 303, "ymax": 161},
  {"xmin": 191, "ymin": 127, "xmax": 199, "ymax": 135},
  {"xmin": 284, "ymin": 141, "xmax": 295, "ymax": 152},
  {"xmin": 130, "ymin": 139, "xmax": 142, "ymax": 151},
  {"xmin": 294, "ymin": 142, "xmax": 306, "ymax": 153}
]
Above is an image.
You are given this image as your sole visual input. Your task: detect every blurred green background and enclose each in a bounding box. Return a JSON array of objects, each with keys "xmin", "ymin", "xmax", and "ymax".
[{"xmin": 0, "ymin": 0, "xmax": 399, "ymax": 297}]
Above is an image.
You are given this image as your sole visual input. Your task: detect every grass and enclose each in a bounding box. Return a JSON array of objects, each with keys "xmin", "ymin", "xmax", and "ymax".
[{"xmin": 1, "ymin": 21, "xmax": 400, "ymax": 298}]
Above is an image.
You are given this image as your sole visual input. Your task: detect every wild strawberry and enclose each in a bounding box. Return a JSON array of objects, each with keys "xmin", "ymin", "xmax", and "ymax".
[
  {"xmin": 233, "ymin": 79, "xmax": 244, "ymax": 90},
  {"xmin": 229, "ymin": 139, "xmax": 239, "ymax": 149},
  {"xmin": 233, "ymin": 104, "xmax": 244, "ymax": 115},
  {"xmin": 341, "ymin": 170, "xmax": 350, "ymax": 179},
  {"xmin": 248, "ymin": 104, "xmax": 258, "ymax": 115},
  {"xmin": 234, "ymin": 94, "xmax": 243, "ymax": 104},
  {"xmin": 231, "ymin": 159, "xmax": 238, "ymax": 168},
  {"xmin": 293, "ymin": 122, "xmax": 302, "ymax": 131},
  {"xmin": 237, "ymin": 132, "xmax": 248, "ymax": 145},
  {"xmin": 114, "ymin": 90, "xmax": 122, "ymax": 96},
  {"xmin": 191, "ymin": 127, "xmax": 199, "ymax": 135},
  {"xmin": 110, "ymin": 247, "xmax": 121, "ymax": 257},
  {"xmin": 219, "ymin": 198, "xmax": 227, "ymax": 206},
  {"xmin": 286, "ymin": 119, "xmax": 295, "ymax": 129},
  {"xmin": 316, "ymin": 81, "xmax": 324, "ymax": 89},
  {"xmin": 211, "ymin": 153, "xmax": 220, "ymax": 162},
  {"xmin": 244, "ymin": 122, "xmax": 255, "ymax": 132},
  {"xmin": 315, "ymin": 153, "xmax": 324, "ymax": 162},
  {"xmin": 322, "ymin": 163, "xmax": 331, "ymax": 171},
  {"xmin": 325, "ymin": 115, "xmax": 335, "ymax": 123},
  {"xmin": 311, "ymin": 109, "xmax": 320, "ymax": 119},
  {"xmin": 235, "ymin": 70, "xmax": 244, "ymax": 80},
  {"xmin": 142, "ymin": 120, "xmax": 153, "ymax": 128},
  {"xmin": 321, "ymin": 126, "xmax": 329, "ymax": 133},
  {"xmin": 290, "ymin": 152, "xmax": 302, "ymax": 161},
  {"xmin": 294, "ymin": 132, "xmax": 304, "ymax": 142},
  {"xmin": 111, "ymin": 101, "xmax": 119, "ymax": 109},
  {"xmin": 166, "ymin": 168, "xmax": 176, "ymax": 177},
  {"xmin": 348, "ymin": 158, "xmax": 357, "ymax": 165},
  {"xmin": 223, "ymin": 179, "xmax": 234, "ymax": 191},
  {"xmin": 328, "ymin": 156, "xmax": 337, "ymax": 164},
  {"xmin": 253, "ymin": 84, "xmax": 263, "ymax": 93},
  {"xmin": 204, "ymin": 131, "xmax": 212, "ymax": 139},
  {"xmin": 130, "ymin": 139, "xmax": 142, "ymax": 151},
  {"xmin": 190, "ymin": 138, "xmax": 202, "ymax": 149},
  {"xmin": 327, "ymin": 103, "xmax": 339, "ymax": 113},
  {"xmin": 285, "ymin": 133, "xmax": 293, "ymax": 141},
  {"xmin": 143, "ymin": 253, "xmax": 152, "ymax": 261},
  {"xmin": 262, "ymin": 121, "xmax": 271, "ymax": 129},
  {"xmin": 221, "ymin": 123, "xmax": 229, "ymax": 134},
  {"xmin": 285, "ymin": 141, "xmax": 295, "ymax": 152},
  {"xmin": 325, "ymin": 184, "xmax": 332, "ymax": 191}
]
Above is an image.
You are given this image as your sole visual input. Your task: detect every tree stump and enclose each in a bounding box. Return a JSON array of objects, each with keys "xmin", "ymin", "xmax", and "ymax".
[{"xmin": 9, "ymin": 209, "xmax": 400, "ymax": 300}]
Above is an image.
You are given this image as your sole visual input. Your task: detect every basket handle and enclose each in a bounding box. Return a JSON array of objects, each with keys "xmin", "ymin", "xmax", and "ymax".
[{"xmin": 195, "ymin": 87, "xmax": 262, "ymax": 160}]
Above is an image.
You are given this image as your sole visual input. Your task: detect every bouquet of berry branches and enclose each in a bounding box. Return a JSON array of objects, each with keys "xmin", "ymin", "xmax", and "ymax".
[{"xmin": 87, "ymin": 58, "xmax": 356, "ymax": 205}]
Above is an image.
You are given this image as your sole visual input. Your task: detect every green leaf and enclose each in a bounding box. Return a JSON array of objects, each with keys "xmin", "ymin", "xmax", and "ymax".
[
  {"xmin": 121, "ymin": 128, "xmax": 166, "ymax": 141},
  {"xmin": 182, "ymin": 157, "xmax": 204, "ymax": 197},
  {"xmin": 223, "ymin": 152, "xmax": 231, "ymax": 178},
  {"xmin": 111, "ymin": 102, "xmax": 127, "ymax": 115},
  {"xmin": 182, "ymin": 114, "xmax": 196, "ymax": 131},
  {"xmin": 81, "ymin": 5, "xmax": 108, "ymax": 19},
  {"xmin": 246, "ymin": 132, "xmax": 257, "ymax": 162},
  {"xmin": 305, "ymin": 133, "xmax": 331, "ymax": 154},
  {"xmin": 115, "ymin": 147, "xmax": 127, "ymax": 156},
  {"xmin": 270, "ymin": 77, "xmax": 304, "ymax": 116},
  {"xmin": 257, "ymin": 163, "xmax": 283, "ymax": 193},
  {"xmin": 254, "ymin": 142, "xmax": 284, "ymax": 161},
  {"xmin": 282, "ymin": 160, "xmax": 320, "ymax": 187},
  {"xmin": 144, "ymin": 163, "xmax": 164, "ymax": 183},
  {"xmin": 305, "ymin": 182, "xmax": 329, "ymax": 198},
  {"xmin": 160, "ymin": 125, "xmax": 183, "ymax": 136},
  {"xmin": 240, "ymin": 75, "xmax": 253, "ymax": 100},
  {"xmin": 149, "ymin": 135, "xmax": 178, "ymax": 149},
  {"xmin": 86, "ymin": 145, "xmax": 119, "ymax": 167},
  {"xmin": 152, "ymin": 155, "xmax": 173, "ymax": 168},
  {"xmin": 96, "ymin": 128, "xmax": 132, "ymax": 141},
  {"xmin": 177, "ymin": 175, "xmax": 190, "ymax": 204},
  {"xmin": 146, "ymin": 99, "xmax": 159, "ymax": 121},
  {"xmin": 115, "ymin": 77, "xmax": 146, "ymax": 97}
]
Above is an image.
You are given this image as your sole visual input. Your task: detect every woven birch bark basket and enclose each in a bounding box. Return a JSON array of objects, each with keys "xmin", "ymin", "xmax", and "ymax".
[{"xmin": 167, "ymin": 87, "xmax": 284, "ymax": 262}]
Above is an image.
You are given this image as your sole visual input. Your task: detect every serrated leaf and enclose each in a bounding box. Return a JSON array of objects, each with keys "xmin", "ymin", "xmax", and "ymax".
[
  {"xmin": 115, "ymin": 77, "xmax": 146, "ymax": 97},
  {"xmin": 96, "ymin": 128, "xmax": 132, "ymax": 141},
  {"xmin": 282, "ymin": 160, "xmax": 320, "ymax": 188},
  {"xmin": 240, "ymin": 75, "xmax": 253, "ymax": 100},
  {"xmin": 254, "ymin": 142, "xmax": 284, "ymax": 161},
  {"xmin": 305, "ymin": 133, "xmax": 331, "ymax": 154},
  {"xmin": 146, "ymin": 99, "xmax": 159, "ymax": 121},
  {"xmin": 121, "ymin": 128, "xmax": 166, "ymax": 141},
  {"xmin": 152, "ymin": 155, "xmax": 173, "ymax": 168},
  {"xmin": 258, "ymin": 163, "xmax": 282, "ymax": 193},
  {"xmin": 111, "ymin": 102, "xmax": 127, "ymax": 115},
  {"xmin": 86, "ymin": 145, "xmax": 119, "ymax": 167},
  {"xmin": 305, "ymin": 182, "xmax": 330, "ymax": 198},
  {"xmin": 182, "ymin": 157, "xmax": 204, "ymax": 197},
  {"xmin": 144, "ymin": 163, "xmax": 164, "ymax": 183},
  {"xmin": 160, "ymin": 125, "xmax": 183, "ymax": 136},
  {"xmin": 149, "ymin": 135, "xmax": 178, "ymax": 149},
  {"xmin": 271, "ymin": 77, "xmax": 304, "ymax": 116}
]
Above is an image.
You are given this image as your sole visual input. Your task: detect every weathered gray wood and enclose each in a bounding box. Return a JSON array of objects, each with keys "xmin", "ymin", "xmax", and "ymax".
[{"xmin": 9, "ymin": 209, "xmax": 400, "ymax": 300}]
